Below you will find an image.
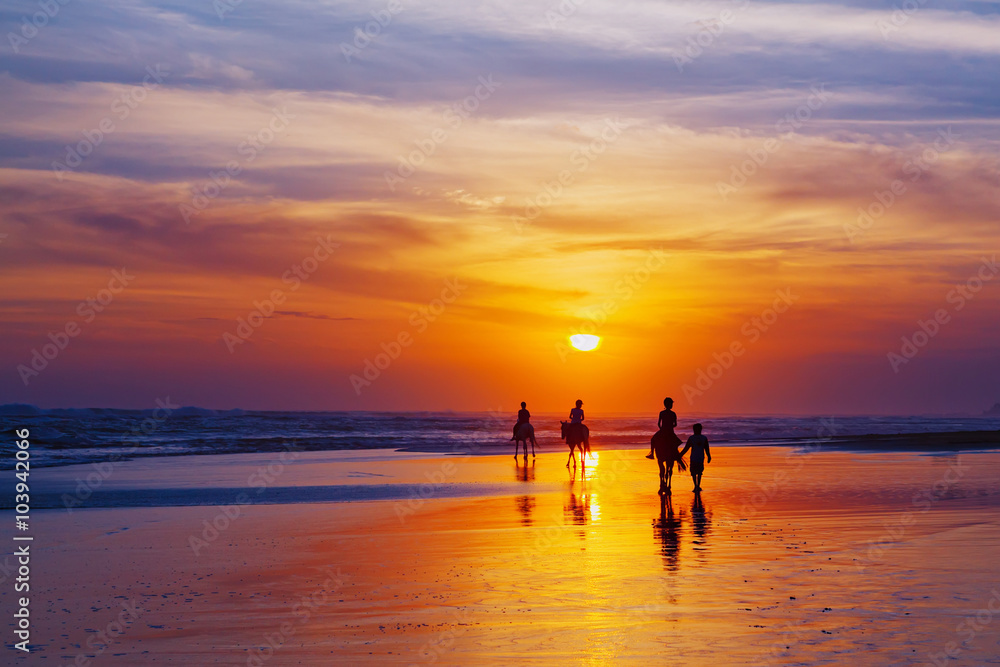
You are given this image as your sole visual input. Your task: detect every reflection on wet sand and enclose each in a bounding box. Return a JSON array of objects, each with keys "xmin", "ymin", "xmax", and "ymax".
[
  {"xmin": 654, "ymin": 494, "xmax": 683, "ymax": 571},
  {"xmin": 652, "ymin": 491, "xmax": 714, "ymax": 570},
  {"xmin": 564, "ymin": 459, "xmax": 595, "ymax": 528},
  {"xmin": 341, "ymin": 449, "xmax": 1000, "ymax": 663},
  {"xmin": 37, "ymin": 447, "xmax": 1000, "ymax": 664},
  {"xmin": 515, "ymin": 459, "xmax": 536, "ymax": 483},
  {"xmin": 691, "ymin": 490, "xmax": 712, "ymax": 557},
  {"xmin": 514, "ymin": 460, "xmax": 536, "ymax": 525}
]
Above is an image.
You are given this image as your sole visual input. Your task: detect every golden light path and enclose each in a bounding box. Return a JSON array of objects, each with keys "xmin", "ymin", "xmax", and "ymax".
[{"xmin": 569, "ymin": 334, "xmax": 601, "ymax": 351}]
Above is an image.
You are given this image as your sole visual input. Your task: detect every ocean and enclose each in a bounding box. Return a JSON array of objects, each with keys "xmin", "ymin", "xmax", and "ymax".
[{"xmin": 4, "ymin": 405, "xmax": 1000, "ymax": 469}]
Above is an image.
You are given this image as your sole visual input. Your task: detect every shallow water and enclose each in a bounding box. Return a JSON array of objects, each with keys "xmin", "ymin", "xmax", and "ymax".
[{"xmin": 8, "ymin": 408, "xmax": 1000, "ymax": 467}]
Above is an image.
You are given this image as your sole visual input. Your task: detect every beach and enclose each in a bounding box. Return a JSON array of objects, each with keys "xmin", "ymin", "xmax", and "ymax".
[
  {"xmin": 12, "ymin": 442, "xmax": 1000, "ymax": 665},
  {"xmin": 4, "ymin": 0, "xmax": 999, "ymax": 661}
]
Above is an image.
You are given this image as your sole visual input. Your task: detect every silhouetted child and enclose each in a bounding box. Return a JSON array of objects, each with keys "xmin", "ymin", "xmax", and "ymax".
[
  {"xmin": 647, "ymin": 397, "xmax": 678, "ymax": 459},
  {"xmin": 679, "ymin": 423, "xmax": 711, "ymax": 491}
]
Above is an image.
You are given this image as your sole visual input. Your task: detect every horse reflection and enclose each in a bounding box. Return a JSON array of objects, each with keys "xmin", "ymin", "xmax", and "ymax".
[
  {"xmin": 515, "ymin": 495, "xmax": 535, "ymax": 525},
  {"xmin": 564, "ymin": 465, "xmax": 592, "ymax": 526},
  {"xmin": 653, "ymin": 494, "xmax": 683, "ymax": 571},
  {"xmin": 514, "ymin": 460, "xmax": 536, "ymax": 525}
]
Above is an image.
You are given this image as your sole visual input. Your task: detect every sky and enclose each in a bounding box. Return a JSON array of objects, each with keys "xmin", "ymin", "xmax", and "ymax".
[{"xmin": 0, "ymin": 0, "xmax": 998, "ymax": 414}]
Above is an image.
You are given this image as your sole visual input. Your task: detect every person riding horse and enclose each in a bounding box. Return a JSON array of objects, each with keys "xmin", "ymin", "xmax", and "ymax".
[
  {"xmin": 512, "ymin": 402, "xmax": 536, "ymax": 457},
  {"xmin": 561, "ymin": 399, "xmax": 590, "ymax": 466},
  {"xmin": 511, "ymin": 402, "xmax": 530, "ymax": 440},
  {"xmin": 650, "ymin": 397, "xmax": 686, "ymax": 493}
]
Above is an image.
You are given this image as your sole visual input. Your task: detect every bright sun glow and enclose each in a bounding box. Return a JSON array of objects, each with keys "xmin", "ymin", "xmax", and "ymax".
[{"xmin": 569, "ymin": 334, "xmax": 601, "ymax": 351}]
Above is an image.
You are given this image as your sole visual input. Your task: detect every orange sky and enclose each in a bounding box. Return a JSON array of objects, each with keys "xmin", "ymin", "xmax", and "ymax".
[{"xmin": 0, "ymin": 1, "xmax": 998, "ymax": 413}]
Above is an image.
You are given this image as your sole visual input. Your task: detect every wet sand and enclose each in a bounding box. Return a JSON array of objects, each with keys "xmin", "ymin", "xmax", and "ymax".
[{"xmin": 14, "ymin": 445, "xmax": 1000, "ymax": 665}]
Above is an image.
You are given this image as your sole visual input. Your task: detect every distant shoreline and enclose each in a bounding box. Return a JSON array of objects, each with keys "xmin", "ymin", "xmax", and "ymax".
[
  {"xmin": 769, "ymin": 429, "xmax": 1000, "ymax": 452},
  {"xmin": 11, "ymin": 427, "xmax": 1000, "ymax": 471},
  {"xmin": 397, "ymin": 429, "xmax": 1000, "ymax": 455}
]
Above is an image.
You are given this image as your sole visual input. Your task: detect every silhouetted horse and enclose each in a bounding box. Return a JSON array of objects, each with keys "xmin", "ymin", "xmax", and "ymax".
[
  {"xmin": 652, "ymin": 429, "xmax": 686, "ymax": 494},
  {"xmin": 561, "ymin": 421, "xmax": 590, "ymax": 467},
  {"xmin": 513, "ymin": 423, "xmax": 536, "ymax": 458}
]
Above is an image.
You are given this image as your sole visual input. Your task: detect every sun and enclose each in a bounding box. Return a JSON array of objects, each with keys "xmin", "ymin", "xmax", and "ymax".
[{"xmin": 569, "ymin": 334, "xmax": 601, "ymax": 351}]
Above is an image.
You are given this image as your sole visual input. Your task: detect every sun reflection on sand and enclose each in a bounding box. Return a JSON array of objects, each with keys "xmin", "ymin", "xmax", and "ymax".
[{"xmin": 33, "ymin": 447, "xmax": 1000, "ymax": 664}]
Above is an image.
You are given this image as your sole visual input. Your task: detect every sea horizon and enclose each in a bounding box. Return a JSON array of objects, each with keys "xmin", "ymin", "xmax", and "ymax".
[
  {"xmin": 3, "ymin": 0, "xmax": 998, "ymax": 662},
  {"xmin": 5, "ymin": 402, "xmax": 1000, "ymax": 418}
]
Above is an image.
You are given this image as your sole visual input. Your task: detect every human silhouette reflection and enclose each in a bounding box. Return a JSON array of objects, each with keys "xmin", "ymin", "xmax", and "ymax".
[
  {"xmin": 514, "ymin": 460, "xmax": 536, "ymax": 525},
  {"xmin": 653, "ymin": 494, "xmax": 682, "ymax": 571},
  {"xmin": 690, "ymin": 490, "xmax": 712, "ymax": 559}
]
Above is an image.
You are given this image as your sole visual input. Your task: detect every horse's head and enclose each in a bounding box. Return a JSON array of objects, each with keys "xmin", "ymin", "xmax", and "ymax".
[{"xmin": 560, "ymin": 421, "xmax": 568, "ymax": 437}]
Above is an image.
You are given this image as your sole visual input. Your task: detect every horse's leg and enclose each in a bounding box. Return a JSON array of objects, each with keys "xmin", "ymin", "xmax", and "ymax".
[
  {"xmin": 531, "ymin": 435, "xmax": 536, "ymax": 457},
  {"xmin": 514, "ymin": 438, "xmax": 519, "ymax": 458}
]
